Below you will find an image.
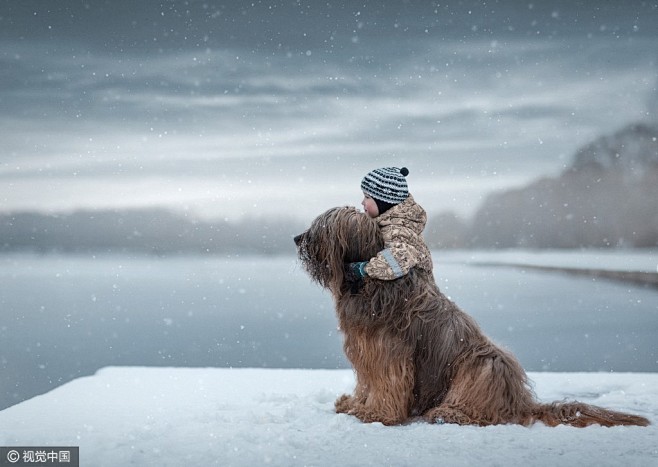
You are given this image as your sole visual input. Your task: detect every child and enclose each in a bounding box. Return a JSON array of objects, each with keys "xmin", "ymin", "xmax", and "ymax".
[{"xmin": 347, "ymin": 167, "xmax": 433, "ymax": 287}]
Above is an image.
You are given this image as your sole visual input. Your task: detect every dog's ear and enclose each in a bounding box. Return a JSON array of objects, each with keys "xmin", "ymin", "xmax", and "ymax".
[
  {"xmin": 319, "ymin": 207, "xmax": 363, "ymax": 294},
  {"xmin": 342, "ymin": 210, "xmax": 382, "ymax": 263},
  {"xmin": 345, "ymin": 224, "xmax": 365, "ymax": 263}
]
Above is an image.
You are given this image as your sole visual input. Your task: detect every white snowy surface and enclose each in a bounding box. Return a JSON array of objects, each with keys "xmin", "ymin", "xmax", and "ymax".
[
  {"xmin": 437, "ymin": 249, "xmax": 658, "ymax": 273},
  {"xmin": 0, "ymin": 368, "xmax": 656, "ymax": 467}
]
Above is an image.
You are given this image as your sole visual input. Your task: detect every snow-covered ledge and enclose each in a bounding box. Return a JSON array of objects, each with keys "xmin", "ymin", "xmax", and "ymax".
[{"xmin": 1, "ymin": 368, "xmax": 655, "ymax": 466}]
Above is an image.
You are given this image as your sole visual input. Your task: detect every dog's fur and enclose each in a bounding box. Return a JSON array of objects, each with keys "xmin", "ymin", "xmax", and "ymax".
[{"xmin": 294, "ymin": 206, "xmax": 650, "ymax": 427}]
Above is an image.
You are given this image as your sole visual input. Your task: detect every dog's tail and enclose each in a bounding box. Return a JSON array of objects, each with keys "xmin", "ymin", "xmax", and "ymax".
[{"xmin": 531, "ymin": 401, "xmax": 650, "ymax": 427}]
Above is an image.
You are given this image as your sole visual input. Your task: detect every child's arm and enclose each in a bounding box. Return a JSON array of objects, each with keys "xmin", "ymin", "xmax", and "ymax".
[
  {"xmin": 349, "ymin": 241, "xmax": 426, "ymax": 282},
  {"xmin": 363, "ymin": 241, "xmax": 424, "ymax": 280}
]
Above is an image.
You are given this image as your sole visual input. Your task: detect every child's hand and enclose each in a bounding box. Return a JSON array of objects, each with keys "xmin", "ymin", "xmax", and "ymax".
[{"xmin": 345, "ymin": 262, "xmax": 368, "ymax": 293}]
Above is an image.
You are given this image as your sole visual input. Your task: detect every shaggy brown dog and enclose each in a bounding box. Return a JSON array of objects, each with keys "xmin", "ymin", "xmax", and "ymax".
[{"xmin": 294, "ymin": 206, "xmax": 650, "ymax": 427}]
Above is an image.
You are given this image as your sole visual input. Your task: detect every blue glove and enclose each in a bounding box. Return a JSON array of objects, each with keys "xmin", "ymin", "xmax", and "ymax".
[
  {"xmin": 345, "ymin": 262, "xmax": 368, "ymax": 294},
  {"xmin": 348, "ymin": 261, "xmax": 368, "ymax": 279}
]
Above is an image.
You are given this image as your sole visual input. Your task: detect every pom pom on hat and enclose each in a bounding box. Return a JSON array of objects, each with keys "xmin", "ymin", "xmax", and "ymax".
[{"xmin": 361, "ymin": 167, "xmax": 410, "ymax": 205}]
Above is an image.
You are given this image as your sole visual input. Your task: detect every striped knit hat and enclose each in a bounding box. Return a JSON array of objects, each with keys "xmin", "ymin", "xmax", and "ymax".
[{"xmin": 361, "ymin": 167, "xmax": 410, "ymax": 205}]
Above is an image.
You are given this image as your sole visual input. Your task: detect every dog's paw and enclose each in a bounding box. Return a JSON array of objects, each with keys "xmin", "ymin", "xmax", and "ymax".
[
  {"xmin": 349, "ymin": 406, "xmax": 403, "ymax": 426},
  {"xmin": 424, "ymin": 407, "xmax": 448, "ymax": 424},
  {"xmin": 334, "ymin": 394, "xmax": 354, "ymax": 413},
  {"xmin": 424, "ymin": 406, "xmax": 473, "ymax": 425}
]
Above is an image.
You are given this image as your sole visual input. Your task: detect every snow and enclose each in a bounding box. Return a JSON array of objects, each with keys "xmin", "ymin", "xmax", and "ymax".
[{"xmin": 1, "ymin": 367, "xmax": 656, "ymax": 466}]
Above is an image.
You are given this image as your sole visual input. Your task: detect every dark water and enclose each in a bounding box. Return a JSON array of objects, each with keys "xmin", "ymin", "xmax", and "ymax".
[{"xmin": 1, "ymin": 253, "xmax": 657, "ymax": 411}]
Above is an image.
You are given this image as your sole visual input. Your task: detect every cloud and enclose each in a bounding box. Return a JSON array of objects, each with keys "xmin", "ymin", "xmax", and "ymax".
[{"xmin": 1, "ymin": 25, "xmax": 657, "ymax": 219}]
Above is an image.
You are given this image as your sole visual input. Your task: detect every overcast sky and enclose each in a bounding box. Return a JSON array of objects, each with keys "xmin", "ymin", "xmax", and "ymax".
[{"xmin": 1, "ymin": 1, "xmax": 657, "ymax": 221}]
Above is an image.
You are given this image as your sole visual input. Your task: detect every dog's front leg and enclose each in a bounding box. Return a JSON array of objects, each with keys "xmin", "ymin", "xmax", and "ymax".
[{"xmin": 346, "ymin": 359, "xmax": 415, "ymax": 426}]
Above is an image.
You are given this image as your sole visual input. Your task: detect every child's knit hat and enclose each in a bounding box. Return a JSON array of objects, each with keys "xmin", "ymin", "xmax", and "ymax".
[{"xmin": 361, "ymin": 167, "xmax": 410, "ymax": 214}]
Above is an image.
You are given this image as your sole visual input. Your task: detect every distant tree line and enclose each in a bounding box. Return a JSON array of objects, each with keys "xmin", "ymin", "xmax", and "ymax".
[
  {"xmin": 465, "ymin": 169, "xmax": 658, "ymax": 248},
  {"xmin": 426, "ymin": 123, "xmax": 658, "ymax": 249},
  {"xmin": 0, "ymin": 209, "xmax": 305, "ymax": 256}
]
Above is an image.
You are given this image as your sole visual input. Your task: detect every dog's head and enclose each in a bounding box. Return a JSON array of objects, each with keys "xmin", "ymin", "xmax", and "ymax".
[{"xmin": 294, "ymin": 206, "xmax": 383, "ymax": 294}]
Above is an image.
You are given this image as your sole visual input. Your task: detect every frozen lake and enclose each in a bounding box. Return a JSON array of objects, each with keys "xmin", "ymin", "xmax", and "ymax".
[{"xmin": 1, "ymin": 251, "xmax": 657, "ymax": 411}]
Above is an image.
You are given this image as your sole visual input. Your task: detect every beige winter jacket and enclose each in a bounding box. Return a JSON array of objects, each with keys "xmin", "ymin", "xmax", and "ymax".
[{"xmin": 363, "ymin": 194, "xmax": 433, "ymax": 280}]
